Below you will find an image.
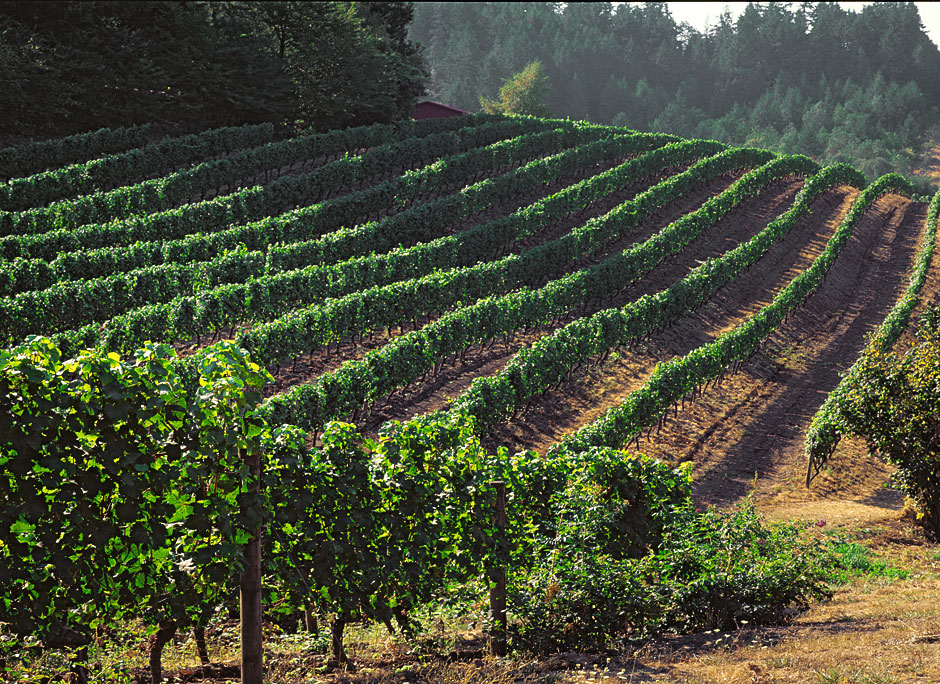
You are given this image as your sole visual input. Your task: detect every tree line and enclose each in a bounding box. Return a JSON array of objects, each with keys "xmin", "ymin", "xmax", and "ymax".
[
  {"xmin": 411, "ymin": 1, "xmax": 940, "ymax": 182},
  {"xmin": 3, "ymin": 2, "xmax": 938, "ymax": 183},
  {"xmin": 0, "ymin": 1, "xmax": 426, "ymax": 139}
]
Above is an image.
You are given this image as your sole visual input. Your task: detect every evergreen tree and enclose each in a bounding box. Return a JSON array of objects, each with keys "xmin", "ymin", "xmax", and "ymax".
[{"xmin": 410, "ymin": 0, "xmax": 940, "ymax": 182}]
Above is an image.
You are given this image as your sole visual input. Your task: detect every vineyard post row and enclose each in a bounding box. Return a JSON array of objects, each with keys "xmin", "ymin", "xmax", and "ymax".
[
  {"xmin": 0, "ymin": 115, "xmax": 496, "ymax": 231},
  {"xmin": 0, "ymin": 337, "xmax": 688, "ymax": 678},
  {"xmin": 0, "ymin": 123, "xmax": 622, "ymax": 341},
  {"xmin": 2, "ymin": 116, "xmax": 929, "ymax": 678},
  {"xmin": 191, "ymin": 139, "xmax": 733, "ymax": 372},
  {"xmin": 0, "ymin": 122, "xmax": 619, "ymax": 265}
]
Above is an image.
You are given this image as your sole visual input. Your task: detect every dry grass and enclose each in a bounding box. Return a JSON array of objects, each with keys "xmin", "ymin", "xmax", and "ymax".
[{"xmin": 535, "ymin": 518, "xmax": 940, "ymax": 684}]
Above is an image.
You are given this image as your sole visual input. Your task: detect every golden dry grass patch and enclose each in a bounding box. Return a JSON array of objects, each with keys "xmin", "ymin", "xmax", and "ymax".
[{"xmin": 602, "ymin": 531, "xmax": 940, "ymax": 684}]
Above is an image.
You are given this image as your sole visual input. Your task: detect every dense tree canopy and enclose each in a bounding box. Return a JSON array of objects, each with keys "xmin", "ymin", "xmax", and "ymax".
[
  {"xmin": 411, "ymin": 1, "xmax": 940, "ymax": 182},
  {"xmin": 0, "ymin": 1, "xmax": 427, "ymax": 139}
]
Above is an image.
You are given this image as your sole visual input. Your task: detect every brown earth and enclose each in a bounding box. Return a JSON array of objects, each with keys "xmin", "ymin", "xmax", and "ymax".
[
  {"xmin": 640, "ymin": 195, "xmax": 927, "ymax": 514},
  {"xmin": 485, "ymin": 179, "xmax": 842, "ymax": 456},
  {"xmin": 357, "ymin": 172, "xmax": 759, "ymax": 434}
]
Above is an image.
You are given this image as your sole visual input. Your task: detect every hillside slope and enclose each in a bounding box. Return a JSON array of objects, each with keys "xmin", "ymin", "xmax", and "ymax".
[{"xmin": 2, "ymin": 116, "xmax": 939, "ymax": 682}]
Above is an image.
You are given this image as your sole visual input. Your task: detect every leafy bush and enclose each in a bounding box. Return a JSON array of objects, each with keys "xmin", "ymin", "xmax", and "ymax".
[
  {"xmin": 507, "ymin": 447, "xmax": 693, "ymax": 563},
  {"xmin": 816, "ymin": 307, "xmax": 940, "ymax": 537},
  {"xmin": 641, "ymin": 501, "xmax": 833, "ymax": 633},
  {"xmin": 508, "ymin": 491, "xmax": 833, "ymax": 654}
]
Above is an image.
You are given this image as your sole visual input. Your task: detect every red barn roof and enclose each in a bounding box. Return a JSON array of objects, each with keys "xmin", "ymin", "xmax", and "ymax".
[{"xmin": 411, "ymin": 100, "xmax": 468, "ymax": 120}]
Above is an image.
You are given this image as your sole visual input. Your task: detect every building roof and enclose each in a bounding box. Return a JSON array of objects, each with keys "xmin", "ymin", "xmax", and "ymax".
[{"xmin": 412, "ymin": 100, "xmax": 469, "ymax": 117}]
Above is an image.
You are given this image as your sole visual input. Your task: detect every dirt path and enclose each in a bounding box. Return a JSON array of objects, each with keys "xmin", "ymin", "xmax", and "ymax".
[
  {"xmin": 356, "ymin": 173, "xmax": 752, "ymax": 433},
  {"xmin": 485, "ymin": 178, "xmax": 821, "ymax": 454},
  {"xmin": 624, "ymin": 194, "xmax": 928, "ymax": 525}
]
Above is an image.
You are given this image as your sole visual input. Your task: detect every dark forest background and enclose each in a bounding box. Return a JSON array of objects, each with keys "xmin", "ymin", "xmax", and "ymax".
[
  {"xmin": 411, "ymin": 1, "xmax": 940, "ymax": 183},
  {"xmin": 2, "ymin": 1, "xmax": 939, "ymax": 186},
  {"xmin": 0, "ymin": 1, "xmax": 426, "ymax": 138}
]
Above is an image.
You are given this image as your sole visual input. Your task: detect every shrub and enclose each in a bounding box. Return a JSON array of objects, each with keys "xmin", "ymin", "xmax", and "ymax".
[
  {"xmin": 508, "ymin": 490, "xmax": 833, "ymax": 654},
  {"xmin": 828, "ymin": 308, "xmax": 940, "ymax": 537},
  {"xmin": 640, "ymin": 500, "xmax": 833, "ymax": 633}
]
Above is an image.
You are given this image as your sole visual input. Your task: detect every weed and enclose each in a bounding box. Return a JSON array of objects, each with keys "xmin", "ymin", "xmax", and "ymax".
[
  {"xmin": 826, "ymin": 541, "xmax": 909, "ymax": 585},
  {"xmin": 813, "ymin": 667, "xmax": 899, "ymax": 684}
]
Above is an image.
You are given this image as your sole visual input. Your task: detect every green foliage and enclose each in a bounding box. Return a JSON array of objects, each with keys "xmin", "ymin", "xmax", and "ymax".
[
  {"xmin": 266, "ymin": 413, "xmax": 499, "ymax": 632},
  {"xmin": 0, "ymin": 337, "xmax": 183, "ymax": 639},
  {"xmin": 0, "ymin": 124, "xmax": 274, "ymax": 211},
  {"xmin": 641, "ymin": 502, "xmax": 833, "ymax": 634},
  {"xmin": 481, "ymin": 61, "xmax": 550, "ymax": 117},
  {"xmin": 0, "ymin": 119, "xmax": 549, "ymax": 345},
  {"xmin": 227, "ymin": 1, "xmax": 428, "ymax": 131},
  {"xmin": 262, "ymin": 415, "xmax": 695, "ymax": 654},
  {"xmin": 509, "ymin": 552, "xmax": 645, "ymax": 653},
  {"xmin": 196, "ymin": 245, "xmax": 265, "ymax": 290},
  {"xmin": 18, "ymin": 120, "xmax": 575, "ymax": 356},
  {"xmin": 0, "ymin": 1, "xmax": 292, "ymax": 137},
  {"xmin": 0, "ymin": 125, "xmax": 152, "ymax": 182},
  {"xmin": 509, "ymin": 496, "xmax": 833, "ymax": 654},
  {"xmin": 263, "ymin": 142, "xmax": 778, "ymax": 433},
  {"xmin": 813, "ymin": 310, "xmax": 940, "ymax": 537},
  {"xmin": 0, "ymin": 116, "xmax": 492, "ymax": 241},
  {"xmin": 242, "ymin": 132, "xmax": 684, "ymax": 370},
  {"xmin": 825, "ymin": 541, "xmax": 908, "ymax": 585},
  {"xmin": 453, "ymin": 153, "xmax": 847, "ymax": 432},
  {"xmin": 0, "ymin": 115, "xmax": 513, "ymax": 264},
  {"xmin": 0, "ymin": 336, "xmax": 271, "ymax": 641}
]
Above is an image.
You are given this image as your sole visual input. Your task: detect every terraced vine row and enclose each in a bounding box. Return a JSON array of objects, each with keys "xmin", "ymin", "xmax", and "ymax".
[
  {"xmin": 0, "ymin": 115, "xmax": 560, "ymax": 237},
  {"xmin": 0, "ymin": 123, "xmax": 276, "ymax": 211},
  {"xmin": 804, "ymin": 186, "xmax": 940, "ymax": 482},
  {"xmin": 0, "ymin": 123, "xmax": 152, "ymax": 180},
  {"xmin": 553, "ymin": 172, "xmax": 914, "ymax": 454},
  {"xmin": 3, "ymin": 116, "xmax": 936, "ymax": 666},
  {"xmin": 0, "ymin": 124, "xmax": 618, "ymax": 340},
  {"xmin": 449, "ymin": 163, "xmax": 865, "ymax": 433}
]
